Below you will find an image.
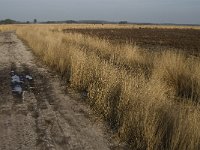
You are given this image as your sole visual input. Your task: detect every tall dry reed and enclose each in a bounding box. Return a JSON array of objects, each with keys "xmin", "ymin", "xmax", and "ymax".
[{"xmin": 1, "ymin": 24, "xmax": 199, "ymax": 149}]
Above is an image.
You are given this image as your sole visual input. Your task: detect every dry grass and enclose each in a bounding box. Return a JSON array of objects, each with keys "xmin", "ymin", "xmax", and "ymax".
[
  {"xmin": 153, "ymin": 51, "xmax": 200, "ymax": 102},
  {"xmin": 1, "ymin": 24, "xmax": 200, "ymax": 149}
]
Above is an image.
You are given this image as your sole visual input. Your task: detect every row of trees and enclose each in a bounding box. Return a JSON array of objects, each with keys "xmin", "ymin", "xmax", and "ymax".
[
  {"xmin": 1, "ymin": 19, "xmax": 129, "ymax": 25},
  {"xmin": 0, "ymin": 19, "xmax": 37, "ymax": 24},
  {"xmin": 26, "ymin": 19, "xmax": 37, "ymax": 24}
]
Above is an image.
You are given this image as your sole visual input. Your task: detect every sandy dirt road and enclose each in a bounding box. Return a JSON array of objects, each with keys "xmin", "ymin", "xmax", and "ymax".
[{"xmin": 0, "ymin": 31, "xmax": 114, "ymax": 150}]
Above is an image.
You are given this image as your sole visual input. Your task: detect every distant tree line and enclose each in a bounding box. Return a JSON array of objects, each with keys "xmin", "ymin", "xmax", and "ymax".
[
  {"xmin": 0, "ymin": 18, "xmax": 130, "ymax": 25},
  {"xmin": 0, "ymin": 19, "xmax": 17, "ymax": 24},
  {"xmin": 119, "ymin": 21, "xmax": 128, "ymax": 24},
  {"xmin": 0, "ymin": 19, "xmax": 38, "ymax": 24}
]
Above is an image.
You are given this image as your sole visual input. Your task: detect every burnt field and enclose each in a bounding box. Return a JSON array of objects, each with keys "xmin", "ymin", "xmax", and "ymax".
[{"xmin": 63, "ymin": 28, "xmax": 200, "ymax": 54}]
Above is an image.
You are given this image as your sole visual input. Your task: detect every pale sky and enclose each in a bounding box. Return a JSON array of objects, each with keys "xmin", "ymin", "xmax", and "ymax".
[{"xmin": 0, "ymin": 0, "xmax": 200, "ymax": 24}]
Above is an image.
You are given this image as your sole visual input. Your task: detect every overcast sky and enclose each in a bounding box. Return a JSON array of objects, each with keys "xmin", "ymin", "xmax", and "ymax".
[{"xmin": 0, "ymin": 0, "xmax": 200, "ymax": 24}]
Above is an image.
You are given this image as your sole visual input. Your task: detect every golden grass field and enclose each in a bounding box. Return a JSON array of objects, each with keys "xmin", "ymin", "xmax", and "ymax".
[{"xmin": 1, "ymin": 24, "xmax": 200, "ymax": 149}]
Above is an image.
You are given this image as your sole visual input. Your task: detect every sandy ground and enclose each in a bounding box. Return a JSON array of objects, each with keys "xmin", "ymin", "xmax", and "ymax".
[{"xmin": 0, "ymin": 31, "xmax": 117, "ymax": 150}]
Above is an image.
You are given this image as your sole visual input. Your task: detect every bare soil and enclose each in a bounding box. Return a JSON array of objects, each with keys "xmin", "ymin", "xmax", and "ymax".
[
  {"xmin": 63, "ymin": 28, "xmax": 200, "ymax": 55},
  {"xmin": 0, "ymin": 32, "xmax": 119, "ymax": 150}
]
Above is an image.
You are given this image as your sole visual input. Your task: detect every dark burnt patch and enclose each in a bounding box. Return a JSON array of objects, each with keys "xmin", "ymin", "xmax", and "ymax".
[
  {"xmin": 63, "ymin": 28, "xmax": 200, "ymax": 56},
  {"xmin": 10, "ymin": 64, "xmax": 34, "ymax": 100}
]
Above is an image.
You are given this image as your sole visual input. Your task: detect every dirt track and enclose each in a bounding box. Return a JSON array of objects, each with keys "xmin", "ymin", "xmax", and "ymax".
[{"xmin": 0, "ymin": 32, "xmax": 114, "ymax": 150}]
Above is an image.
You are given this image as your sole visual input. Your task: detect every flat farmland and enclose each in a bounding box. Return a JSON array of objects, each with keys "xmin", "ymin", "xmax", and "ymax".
[{"xmin": 64, "ymin": 28, "xmax": 200, "ymax": 54}]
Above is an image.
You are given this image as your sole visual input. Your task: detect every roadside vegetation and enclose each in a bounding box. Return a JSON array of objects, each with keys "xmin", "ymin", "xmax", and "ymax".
[{"xmin": 1, "ymin": 24, "xmax": 200, "ymax": 149}]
